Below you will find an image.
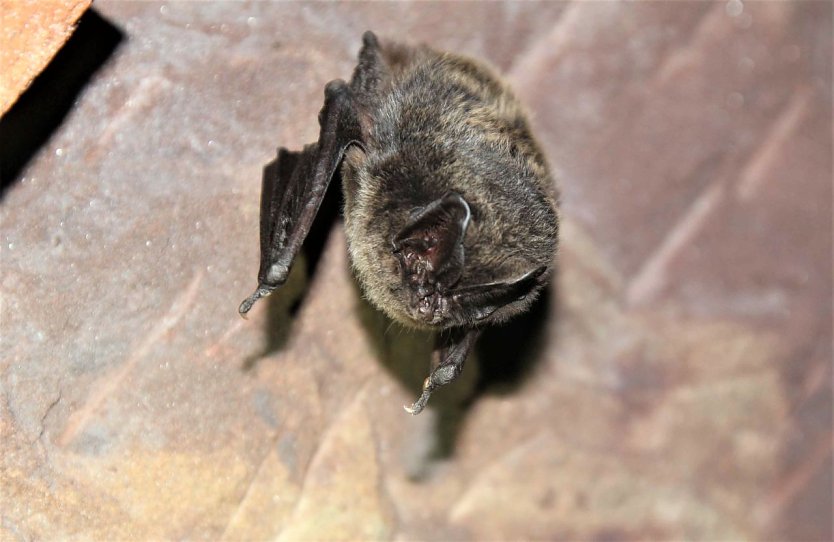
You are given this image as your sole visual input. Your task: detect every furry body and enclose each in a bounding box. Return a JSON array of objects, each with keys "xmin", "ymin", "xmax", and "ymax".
[{"xmin": 342, "ymin": 33, "xmax": 558, "ymax": 328}]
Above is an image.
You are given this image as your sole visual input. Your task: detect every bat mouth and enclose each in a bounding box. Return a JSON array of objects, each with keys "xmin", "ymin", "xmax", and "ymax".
[{"xmin": 410, "ymin": 289, "xmax": 449, "ymax": 325}]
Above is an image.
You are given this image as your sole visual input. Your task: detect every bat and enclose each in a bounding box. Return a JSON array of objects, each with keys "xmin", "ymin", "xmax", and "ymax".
[{"xmin": 240, "ymin": 32, "xmax": 558, "ymax": 415}]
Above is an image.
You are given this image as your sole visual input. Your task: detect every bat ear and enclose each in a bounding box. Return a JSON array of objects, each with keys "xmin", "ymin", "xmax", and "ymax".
[
  {"xmin": 451, "ymin": 266, "xmax": 547, "ymax": 321},
  {"xmin": 393, "ymin": 192, "xmax": 471, "ymax": 288}
]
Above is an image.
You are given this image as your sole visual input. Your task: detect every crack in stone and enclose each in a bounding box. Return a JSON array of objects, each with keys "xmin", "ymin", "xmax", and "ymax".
[{"xmin": 34, "ymin": 389, "xmax": 62, "ymax": 445}]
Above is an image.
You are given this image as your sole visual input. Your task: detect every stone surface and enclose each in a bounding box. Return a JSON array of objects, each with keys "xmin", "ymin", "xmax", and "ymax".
[
  {"xmin": 0, "ymin": 0, "xmax": 91, "ymax": 114},
  {"xmin": 1, "ymin": 2, "xmax": 831, "ymax": 540}
]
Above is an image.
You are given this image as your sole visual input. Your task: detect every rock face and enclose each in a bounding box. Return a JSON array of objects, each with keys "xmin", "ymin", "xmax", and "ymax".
[
  {"xmin": 1, "ymin": 2, "xmax": 830, "ymax": 540},
  {"xmin": 0, "ymin": 0, "xmax": 91, "ymax": 114}
]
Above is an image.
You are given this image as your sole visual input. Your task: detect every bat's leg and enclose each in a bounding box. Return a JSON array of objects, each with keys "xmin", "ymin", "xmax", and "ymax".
[{"xmin": 405, "ymin": 328, "xmax": 481, "ymax": 415}]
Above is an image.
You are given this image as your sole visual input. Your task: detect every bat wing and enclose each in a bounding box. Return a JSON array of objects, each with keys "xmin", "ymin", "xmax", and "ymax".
[
  {"xmin": 450, "ymin": 266, "xmax": 547, "ymax": 322},
  {"xmin": 239, "ymin": 80, "xmax": 363, "ymax": 316},
  {"xmin": 403, "ymin": 267, "xmax": 545, "ymax": 414}
]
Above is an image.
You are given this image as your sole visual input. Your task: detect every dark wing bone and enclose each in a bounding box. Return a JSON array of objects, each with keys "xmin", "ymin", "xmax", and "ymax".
[
  {"xmin": 450, "ymin": 266, "xmax": 547, "ymax": 322},
  {"xmin": 239, "ymin": 80, "xmax": 363, "ymax": 316}
]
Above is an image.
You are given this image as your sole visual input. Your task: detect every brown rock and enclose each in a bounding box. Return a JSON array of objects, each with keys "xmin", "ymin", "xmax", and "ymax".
[
  {"xmin": 1, "ymin": 3, "xmax": 829, "ymax": 540},
  {"xmin": 0, "ymin": 0, "xmax": 91, "ymax": 114}
]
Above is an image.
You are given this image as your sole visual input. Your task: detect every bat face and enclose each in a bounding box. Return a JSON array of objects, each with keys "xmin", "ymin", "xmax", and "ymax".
[
  {"xmin": 341, "ymin": 146, "xmax": 553, "ymax": 331},
  {"xmin": 240, "ymin": 32, "xmax": 558, "ymax": 414}
]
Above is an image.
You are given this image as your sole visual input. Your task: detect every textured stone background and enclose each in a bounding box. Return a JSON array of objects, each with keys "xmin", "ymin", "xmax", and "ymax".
[{"xmin": 1, "ymin": 2, "xmax": 831, "ymax": 540}]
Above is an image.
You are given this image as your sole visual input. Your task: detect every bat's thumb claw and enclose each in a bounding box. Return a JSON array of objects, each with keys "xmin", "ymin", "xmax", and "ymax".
[
  {"xmin": 238, "ymin": 286, "xmax": 273, "ymax": 317},
  {"xmin": 403, "ymin": 387, "xmax": 432, "ymax": 415}
]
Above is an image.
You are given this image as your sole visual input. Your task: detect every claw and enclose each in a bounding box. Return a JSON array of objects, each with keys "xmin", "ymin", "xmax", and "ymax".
[
  {"xmin": 404, "ymin": 378, "xmax": 434, "ymax": 415},
  {"xmin": 404, "ymin": 392, "xmax": 430, "ymax": 415},
  {"xmin": 238, "ymin": 285, "xmax": 275, "ymax": 317}
]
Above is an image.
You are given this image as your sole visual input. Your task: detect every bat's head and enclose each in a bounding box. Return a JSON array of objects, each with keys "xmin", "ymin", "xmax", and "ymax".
[
  {"xmin": 343, "ymin": 147, "xmax": 555, "ymax": 329},
  {"xmin": 388, "ymin": 191, "xmax": 549, "ymax": 327}
]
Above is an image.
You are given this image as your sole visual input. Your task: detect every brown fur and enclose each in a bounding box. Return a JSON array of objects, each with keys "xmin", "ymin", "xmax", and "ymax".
[{"xmin": 342, "ymin": 33, "xmax": 559, "ymax": 329}]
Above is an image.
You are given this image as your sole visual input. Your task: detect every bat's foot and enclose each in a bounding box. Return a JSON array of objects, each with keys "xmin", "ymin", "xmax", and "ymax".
[
  {"xmin": 238, "ymin": 286, "xmax": 274, "ymax": 317},
  {"xmin": 404, "ymin": 378, "xmax": 433, "ymax": 415}
]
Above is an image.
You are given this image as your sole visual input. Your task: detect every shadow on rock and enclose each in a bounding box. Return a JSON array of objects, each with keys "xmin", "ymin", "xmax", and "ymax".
[
  {"xmin": 475, "ymin": 281, "xmax": 554, "ymax": 396},
  {"xmin": 1, "ymin": 9, "xmax": 123, "ymax": 195}
]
